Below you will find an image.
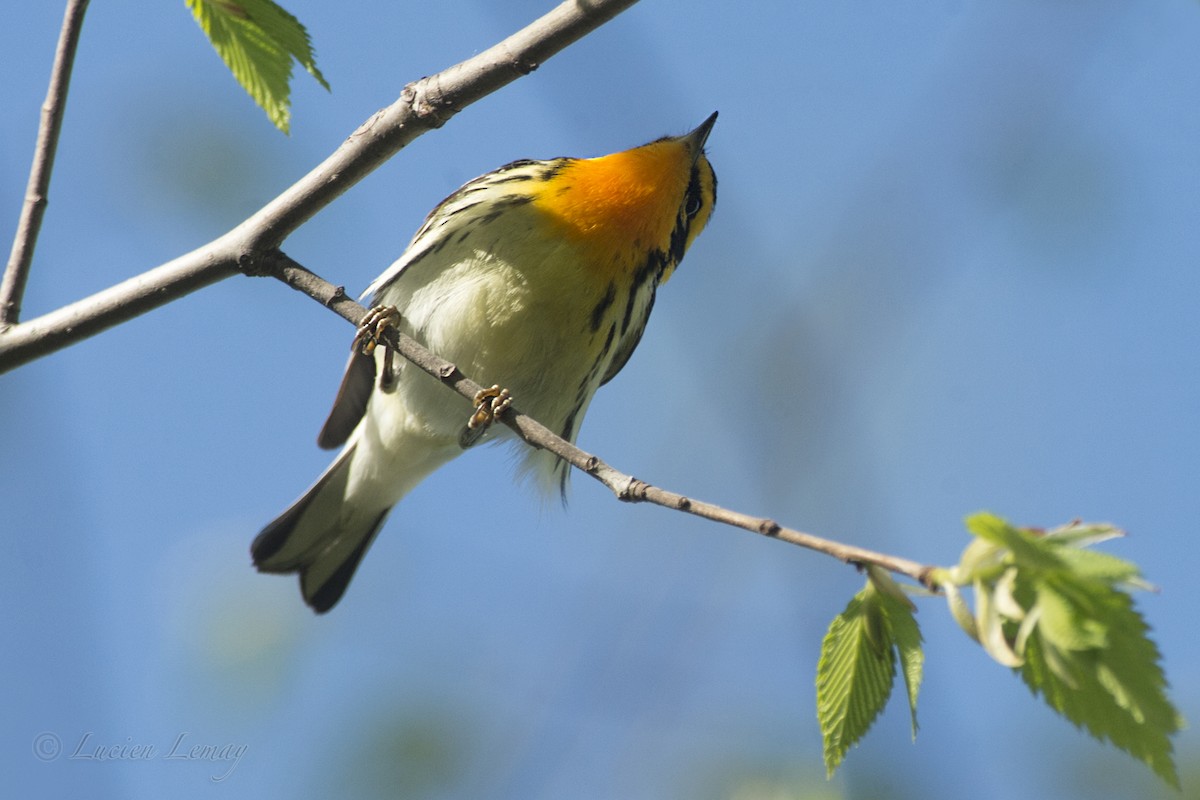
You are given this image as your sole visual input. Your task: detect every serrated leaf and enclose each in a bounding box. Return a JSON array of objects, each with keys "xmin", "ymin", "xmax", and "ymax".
[
  {"xmin": 864, "ymin": 566, "xmax": 924, "ymax": 738},
  {"xmin": 956, "ymin": 512, "xmax": 1184, "ymax": 787},
  {"xmin": 816, "ymin": 586, "xmax": 896, "ymax": 777},
  {"xmin": 877, "ymin": 586, "xmax": 923, "ymax": 738},
  {"xmin": 1035, "ymin": 579, "xmax": 1108, "ymax": 651},
  {"xmin": 1044, "ymin": 520, "xmax": 1125, "ymax": 547},
  {"xmin": 963, "ymin": 511, "xmax": 1008, "ymax": 544},
  {"xmin": 1018, "ymin": 580, "xmax": 1183, "ymax": 788},
  {"xmin": 1051, "ymin": 546, "xmax": 1142, "ymax": 586},
  {"xmin": 186, "ymin": 0, "xmax": 329, "ymax": 133},
  {"xmin": 964, "ymin": 512, "xmax": 1063, "ymax": 571}
]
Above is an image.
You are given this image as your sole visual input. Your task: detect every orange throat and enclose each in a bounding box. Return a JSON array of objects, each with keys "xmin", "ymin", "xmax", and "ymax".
[{"xmin": 533, "ymin": 140, "xmax": 691, "ymax": 273}]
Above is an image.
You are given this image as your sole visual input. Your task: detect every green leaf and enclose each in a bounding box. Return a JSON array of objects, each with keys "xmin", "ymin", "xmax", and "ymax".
[
  {"xmin": 964, "ymin": 512, "xmax": 1063, "ymax": 571},
  {"xmin": 943, "ymin": 581, "xmax": 979, "ymax": 641},
  {"xmin": 1043, "ymin": 520, "xmax": 1124, "ymax": 548},
  {"xmin": 1023, "ymin": 572, "xmax": 1182, "ymax": 788},
  {"xmin": 975, "ymin": 573, "xmax": 1024, "ymax": 667},
  {"xmin": 951, "ymin": 513, "xmax": 1184, "ymax": 787},
  {"xmin": 1052, "ymin": 546, "xmax": 1144, "ymax": 586},
  {"xmin": 186, "ymin": 0, "xmax": 330, "ymax": 133},
  {"xmin": 817, "ymin": 583, "xmax": 908, "ymax": 777},
  {"xmin": 877, "ymin": 585, "xmax": 923, "ymax": 738}
]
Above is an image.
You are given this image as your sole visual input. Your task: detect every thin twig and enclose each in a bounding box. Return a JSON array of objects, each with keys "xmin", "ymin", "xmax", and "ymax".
[
  {"xmin": 0, "ymin": 0, "xmax": 640, "ymax": 371},
  {"xmin": 268, "ymin": 253, "xmax": 939, "ymax": 588},
  {"xmin": 1, "ymin": 0, "xmax": 91, "ymax": 329},
  {"xmin": 0, "ymin": 2, "xmax": 937, "ymax": 587}
]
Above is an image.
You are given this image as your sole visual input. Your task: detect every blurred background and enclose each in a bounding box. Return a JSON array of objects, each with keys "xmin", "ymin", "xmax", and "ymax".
[{"xmin": 3, "ymin": 1, "xmax": 1198, "ymax": 797}]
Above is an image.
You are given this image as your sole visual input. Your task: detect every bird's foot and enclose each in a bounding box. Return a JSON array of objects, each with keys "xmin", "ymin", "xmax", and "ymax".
[
  {"xmin": 459, "ymin": 385, "xmax": 513, "ymax": 448},
  {"xmin": 353, "ymin": 305, "xmax": 402, "ymax": 387}
]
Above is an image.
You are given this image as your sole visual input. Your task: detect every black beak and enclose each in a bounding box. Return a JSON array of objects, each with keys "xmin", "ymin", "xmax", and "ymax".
[{"xmin": 685, "ymin": 111, "xmax": 718, "ymax": 159}]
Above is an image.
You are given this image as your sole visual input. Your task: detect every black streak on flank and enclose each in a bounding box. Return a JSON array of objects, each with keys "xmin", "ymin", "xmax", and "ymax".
[
  {"xmin": 589, "ymin": 282, "xmax": 617, "ymax": 333},
  {"xmin": 620, "ymin": 251, "xmax": 664, "ymax": 336},
  {"xmin": 557, "ymin": 345, "xmax": 610, "ymax": 491},
  {"xmin": 560, "ymin": 362, "xmax": 598, "ymax": 451},
  {"xmin": 601, "ymin": 322, "xmax": 616, "ymax": 360}
]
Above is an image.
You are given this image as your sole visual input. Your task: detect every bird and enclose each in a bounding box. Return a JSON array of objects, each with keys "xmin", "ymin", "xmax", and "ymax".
[{"xmin": 252, "ymin": 113, "xmax": 718, "ymax": 612}]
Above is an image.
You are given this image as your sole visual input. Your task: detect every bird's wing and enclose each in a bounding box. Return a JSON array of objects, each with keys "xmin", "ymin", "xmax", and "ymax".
[{"xmin": 316, "ymin": 349, "xmax": 376, "ymax": 450}]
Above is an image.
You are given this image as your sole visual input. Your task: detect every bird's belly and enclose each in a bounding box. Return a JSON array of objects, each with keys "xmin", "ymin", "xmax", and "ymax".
[{"xmin": 390, "ymin": 248, "xmax": 609, "ymax": 440}]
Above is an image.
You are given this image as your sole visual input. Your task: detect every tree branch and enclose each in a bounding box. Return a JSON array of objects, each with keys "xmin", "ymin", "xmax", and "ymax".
[
  {"xmin": 3, "ymin": 0, "xmax": 935, "ymax": 587},
  {"xmin": 266, "ymin": 252, "xmax": 939, "ymax": 588},
  {"xmin": 0, "ymin": 0, "xmax": 640, "ymax": 372},
  {"xmin": 1, "ymin": 0, "xmax": 91, "ymax": 329}
]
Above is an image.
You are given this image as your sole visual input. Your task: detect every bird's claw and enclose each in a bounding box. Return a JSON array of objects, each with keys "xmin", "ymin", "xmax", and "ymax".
[
  {"xmin": 353, "ymin": 305, "xmax": 402, "ymax": 387},
  {"xmin": 460, "ymin": 385, "xmax": 512, "ymax": 448},
  {"xmin": 353, "ymin": 305, "xmax": 401, "ymax": 355}
]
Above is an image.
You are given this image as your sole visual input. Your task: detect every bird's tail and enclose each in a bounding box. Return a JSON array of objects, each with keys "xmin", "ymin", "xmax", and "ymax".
[{"xmin": 251, "ymin": 443, "xmax": 391, "ymax": 613}]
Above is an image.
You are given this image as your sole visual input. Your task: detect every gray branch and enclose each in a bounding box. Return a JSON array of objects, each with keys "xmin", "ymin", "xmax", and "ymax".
[
  {"xmin": 0, "ymin": 0, "xmax": 940, "ymax": 589},
  {"xmin": 0, "ymin": 0, "xmax": 640, "ymax": 373},
  {"xmin": 1, "ymin": 0, "xmax": 91, "ymax": 328},
  {"xmin": 269, "ymin": 252, "xmax": 938, "ymax": 588}
]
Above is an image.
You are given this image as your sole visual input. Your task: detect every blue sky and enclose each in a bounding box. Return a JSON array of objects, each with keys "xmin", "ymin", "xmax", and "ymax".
[{"xmin": 3, "ymin": 1, "xmax": 1199, "ymax": 798}]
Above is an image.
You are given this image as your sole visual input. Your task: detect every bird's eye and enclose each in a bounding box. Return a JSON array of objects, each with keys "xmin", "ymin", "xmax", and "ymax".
[{"xmin": 685, "ymin": 195, "xmax": 702, "ymax": 218}]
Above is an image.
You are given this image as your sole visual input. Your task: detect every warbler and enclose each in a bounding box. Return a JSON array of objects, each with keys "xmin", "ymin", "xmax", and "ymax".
[{"xmin": 253, "ymin": 113, "xmax": 718, "ymax": 612}]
